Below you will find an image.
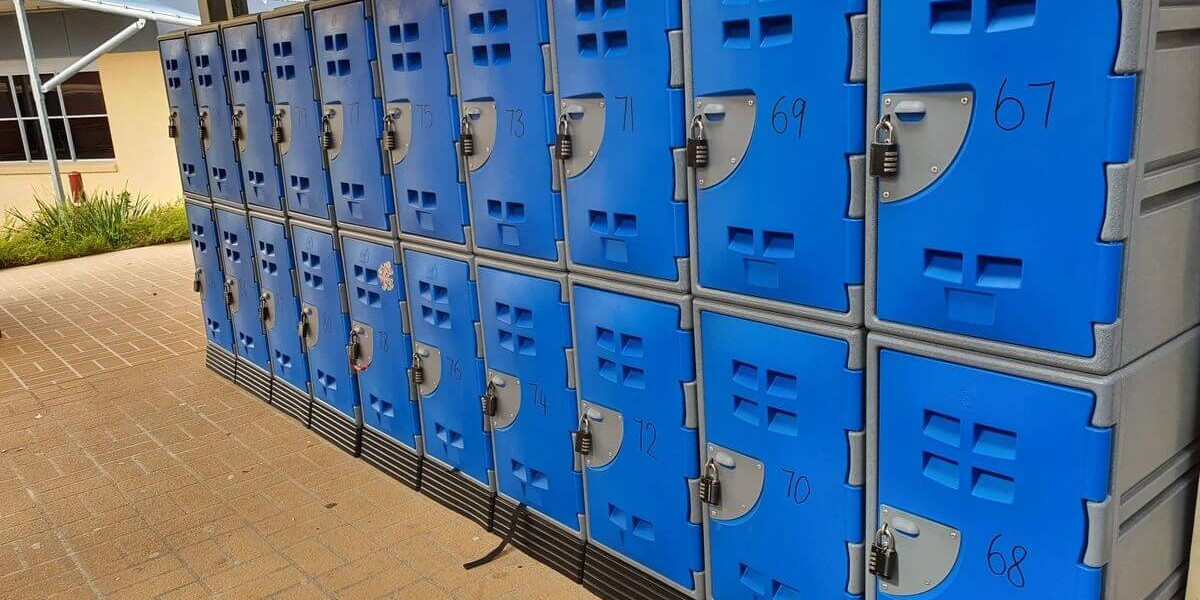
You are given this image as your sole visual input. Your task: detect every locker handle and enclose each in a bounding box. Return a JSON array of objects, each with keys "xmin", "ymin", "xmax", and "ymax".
[
  {"xmin": 893, "ymin": 100, "xmax": 927, "ymax": 122},
  {"xmin": 563, "ymin": 104, "xmax": 586, "ymax": 118},
  {"xmin": 700, "ymin": 103, "xmax": 727, "ymax": 120},
  {"xmin": 891, "ymin": 515, "xmax": 920, "ymax": 537}
]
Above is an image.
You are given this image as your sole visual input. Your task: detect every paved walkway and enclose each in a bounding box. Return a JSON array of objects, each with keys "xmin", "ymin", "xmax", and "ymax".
[{"xmin": 0, "ymin": 242, "xmax": 595, "ymax": 600}]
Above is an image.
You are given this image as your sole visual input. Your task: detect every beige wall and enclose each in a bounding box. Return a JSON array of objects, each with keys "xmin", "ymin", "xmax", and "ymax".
[{"xmin": 0, "ymin": 50, "xmax": 183, "ymax": 216}]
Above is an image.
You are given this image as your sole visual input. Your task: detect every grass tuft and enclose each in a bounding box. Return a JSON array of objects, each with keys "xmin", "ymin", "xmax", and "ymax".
[{"xmin": 0, "ymin": 190, "xmax": 189, "ymax": 269}]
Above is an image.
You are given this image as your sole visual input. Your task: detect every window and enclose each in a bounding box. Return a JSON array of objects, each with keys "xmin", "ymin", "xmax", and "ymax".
[{"xmin": 0, "ymin": 71, "xmax": 115, "ymax": 162}]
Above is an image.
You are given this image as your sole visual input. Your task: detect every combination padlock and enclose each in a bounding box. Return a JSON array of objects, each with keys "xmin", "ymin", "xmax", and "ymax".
[
  {"xmin": 869, "ymin": 115, "xmax": 899, "ymax": 178},
  {"xmin": 271, "ymin": 111, "xmax": 285, "ymax": 145},
  {"xmin": 573, "ymin": 415, "xmax": 593, "ymax": 455},
  {"xmin": 297, "ymin": 309, "xmax": 312, "ymax": 343},
  {"xmin": 320, "ymin": 112, "xmax": 334, "ymax": 150},
  {"xmin": 168, "ymin": 114, "xmax": 179, "ymax": 139},
  {"xmin": 410, "ymin": 352, "xmax": 425, "ymax": 386},
  {"xmin": 382, "ymin": 110, "xmax": 398, "ymax": 151},
  {"xmin": 698, "ymin": 459, "xmax": 721, "ymax": 506},
  {"xmin": 231, "ymin": 112, "xmax": 243, "ymax": 142},
  {"xmin": 192, "ymin": 268, "xmax": 203, "ymax": 293},
  {"xmin": 259, "ymin": 292, "xmax": 271, "ymax": 323},
  {"xmin": 555, "ymin": 115, "xmax": 573, "ymax": 160},
  {"xmin": 686, "ymin": 115, "xmax": 709, "ymax": 168},
  {"xmin": 223, "ymin": 279, "xmax": 235, "ymax": 308},
  {"xmin": 348, "ymin": 329, "xmax": 366, "ymax": 372},
  {"xmin": 459, "ymin": 116, "xmax": 475, "ymax": 157},
  {"xmin": 868, "ymin": 523, "xmax": 898, "ymax": 579},
  {"xmin": 198, "ymin": 113, "xmax": 209, "ymax": 142},
  {"xmin": 480, "ymin": 382, "xmax": 497, "ymax": 417}
]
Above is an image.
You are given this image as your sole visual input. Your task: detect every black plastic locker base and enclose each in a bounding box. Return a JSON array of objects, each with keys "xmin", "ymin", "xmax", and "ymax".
[
  {"xmin": 271, "ymin": 379, "xmax": 312, "ymax": 426},
  {"xmin": 420, "ymin": 459, "xmax": 495, "ymax": 531},
  {"xmin": 583, "ymin": 544, "xmax": 693, "ymax": 600},
  {"xmin": 205, "ymin": 344, "xmax": 237, "ymax": 382},
  {"xmin": 493, "ymin": 496, "xmax": 585, "ymax": 583},
  {"xmin": 360, "ymin": 427, "xmax": 423, "ymax": 490},
  {"xmin": 309, "ymin": 399, "xmax": 361, "ymax": 456},
  {"xmin": 233, "ymin": 357, "xmax": 272, "ymax": 403}
]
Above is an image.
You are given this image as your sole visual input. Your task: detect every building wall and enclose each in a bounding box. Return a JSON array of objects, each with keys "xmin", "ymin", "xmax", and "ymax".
[{"xmin": 0, "ymin": 11, "xmax": 182, "ymax": 216}]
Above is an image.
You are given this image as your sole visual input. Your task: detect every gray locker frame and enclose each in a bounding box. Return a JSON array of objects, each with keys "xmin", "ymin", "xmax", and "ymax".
[
  {"xmin": 449, "ymin": 0, "xmax": 569, "ymax": 271},
  {"xmin": 252, "ymin": 209, "xmax": 318, "ymax": 420},
  {"xmin": 339, "ymin": 228, "xmax": 425, "ymax": 458},
  {"xmin": 691, "ymin": 299, "xmax": 866, "ymax": 599},
  {"xmin": 551, "ymin": 6, "xmax": 693, "ymax": 293},
  {"xmin": 398, "ymin": 239, "xmax": 498, "ymax": 494},
  {"xmin": 260, "ymin": 1, "xmax": 340, "ymax": 227},
  {"xmin": 682, "ymin": 2, "xmax": 868, "ymax": 327},
  {"xmin": 221, "ymin": 13, "xmax": 288, "ymax": 220},
  {"xmin": 865, "ymin": 0, "xmax": 1200, "ymax": 374},
  {"xmin": 474, "ymin": 256, "xmax": 586, "ymax": 539},
  {"xmin": 565, "ymin": 271, "xmax": 706, "ymax": 598},
  {"xmin": 864, "ymin": 328, "xmax": 1200, "ymax": 600}
]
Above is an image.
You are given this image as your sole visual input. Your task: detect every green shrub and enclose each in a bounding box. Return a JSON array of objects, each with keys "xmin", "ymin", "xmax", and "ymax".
[{"xmin": 0, "ymin": 190, "xmax": 189, "ymax": 269}]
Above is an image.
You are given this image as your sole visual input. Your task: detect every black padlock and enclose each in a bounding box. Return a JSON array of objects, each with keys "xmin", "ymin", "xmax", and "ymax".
[
  {"xmin": 410, "ymin": 352, "xmax": 425, "ymax": 386},
  {"xmin": 320, "ymin": 112, "xmax": 334, "ymax": 150},
  {"xmin": 198, "ymin": 113, "xmax": 209, "ymax": 142},
  {"xmin": 168, "ymin": 114, "xmax": 179, "ymax": 139},
  {"xmin": 555, "ymin": 115, "xmax": 573, "ymax": 160},
  {"xmin": 870, "ymin": 115, "xmax": 899, "ymax": 178},
  {"xmin": 231, "ymin": 112, "xmax": 243, "ymax": 142},
  {"xmin": 192, "ymin": 268, "xmax": 203, "ymax": 293},
  {"xmin": 223, "ymin": 279, "xmax": 235, "ymax": 308},
  {"xmin": 480, "ymin": 382, "xmax": 497, "ymax": 417},
  {"xmin": 868, "ymin": 523, "xmax": 898, "ymax": 579},
  {"xmin": 460, "ymin": 116, "xmax": 475, "ymax": 157},
  {"xmin": 698, "ymin": 459, "xmax": 721, "ymax": 506},
  {"xmin": 383, "ymin": 111, "xmax": 397, "ymax": 151},
  {"xmin": 573, "ymin": 415, "xmax": 592, "ymax": 455},
  {"xmin": 297, "ymin": 311, "xmax": 309, "ymax": 341},
  {"xmin": 347, "ymin": 329, "xmax": 362, "ymax": 370},
  {"xmin": 271, "ymin": 111, "xmax": 285, "ymax": 145},
  {"xmin": 686, "ymin": 115, "xmax": 709, "ymax": 168},
  {"xmin": 259, "ymin": 292, "xmax": 271, "ymax": 323}
]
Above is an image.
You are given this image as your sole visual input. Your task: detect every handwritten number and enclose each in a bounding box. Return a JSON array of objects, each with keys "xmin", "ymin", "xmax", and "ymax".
[
  {"xmin": 994, "ymin": 78, "xmax": 1056, "ymax": 131},
  {"xmin": 530, "ymin": 382, "xmax": 547, "ymax": 414},
  {"xmin": 632, "ymin": 418, "xmax": 656, "ymax": 457},
  {"xmin": 504, "ymin": 109, "xmax": 525, "ymax": 138},
  {"xmin": 449, "ymin": 358, "xmax": 462, "ymax": 381},
  {"xmin": 771, "ymin": 95, "xmax": 808, "ymax": 138},
  {"xmin": 1027, "ymin": 81, "xmax": 1056, "ymax": 129},
  {"xmin": 780, "ymin": 468, "xmax": 812, "ymax": 504},
  {"xmin": 986, "ymin": 534, "xmax": 1028, "ymax": 589},
  {"xmin": 614, "ymin": 95, "xmax": 633, "ymax": 132}
]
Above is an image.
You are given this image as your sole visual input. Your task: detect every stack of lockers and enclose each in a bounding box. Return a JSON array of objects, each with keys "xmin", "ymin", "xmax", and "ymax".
[{"xmin": 159, "ymin": 1, "xmax": 1200, "ymax": 599}]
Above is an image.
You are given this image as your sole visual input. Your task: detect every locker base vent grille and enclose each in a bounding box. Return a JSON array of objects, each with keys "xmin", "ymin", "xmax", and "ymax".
[
  {"xmin": 234, "ymin": 357, "xmax": 272, "ymax": 403},
  {"xmin": 421, "ymin": 459, "xmax": 495, "ymax": 531},
  {"xmin": 310, "ymin": 400, "xmax": 361, "ymax": 456},
  {"xmin": 360, "ymin": 427, "xmax": 423, "ymax": 490},
  {"xmin": 205, "ymin": 344, "xmax": 237, "ymax": 382},
  {"xmin": 493, "ymin": 496, "xmax": 584, "ymax": 583},
  {"xmin": 583, "ymin": 544, "xmax": 693, "ymax": 600},
  {"xmin": 271, "ymin": 379, "xmax": 312, "ymax": 426}
]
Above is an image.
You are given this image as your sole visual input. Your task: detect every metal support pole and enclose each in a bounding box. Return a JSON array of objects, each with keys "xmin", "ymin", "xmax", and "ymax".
[
  {"xmin": 42, "ymin": 19, "xmax": 147, "ymax": 93},
  {"xmin": 12, "ymin": 0, "xmax": 67, "ymax": 205}
]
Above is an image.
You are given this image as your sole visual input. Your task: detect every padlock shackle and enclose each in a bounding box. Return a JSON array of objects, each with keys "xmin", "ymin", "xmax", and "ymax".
[
  {"xmin": 690, "ymin": 114, "xmax": 705, "ymax": 140},
  {"xmin": 873, "ymin": 114, "xmax": 895, "ymax": 144}
]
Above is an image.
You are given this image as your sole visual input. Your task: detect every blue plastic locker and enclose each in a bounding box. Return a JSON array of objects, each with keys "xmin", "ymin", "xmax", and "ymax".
[
  {"xmin": 290, "ymin": 223, "xmax": 361, "ymax": 421},
  {"xmin": 452, "ymin": 0, "xmax": 563, "ymax": 263},
  {"xmin": 571, "ymin": 281, "xmax": 702, "ymax": 593},
  {"xmin": 402, "ymin": 247, "xmax": 491, "ymax": 485},
  {"xmin": 160, "ymin": 35, "xmax": 209, "ymax": 198},
  {"xmin": 697, "ymin": 306, "xmax": 863, "ymax": 600},
  {"xmin": 186, "ymin": 201, "xmax": 234, "ymax": 355},
  {"xmin": 312, "ymin": 0, "xmax": 394, "ymax": 233},
  {"xmin": 552, "ymin": 0, "xmax": 688, "ymax": 286},
  {"xmin": 873, "ymin": 3, "xmax": 1134, "ymax": 357},
  {"xmin": 874, "ymin": 348, "xmax": 1112, "ymax": 599},
  {"xmin": 215, "ymin": 207, "xmax": 272, "ymax": 384},
  {"xmin": 477, "ymin": 263, "xmax": 583, "ymax": 532},
  {"xmin": 340, "ymin": 234, "xmax": 420, "ymax": 450},
  {"xmin": 690, "ymin": 1, "xmax": 864, "ymax": 316},
  {"xmin": 250, "ymin": 215, "xmax": 312, "ymax": 398},
  {"xmin": 374, "ymin": 0, "xmax": 470, "ymax": 246},
  {"xmin": 187, "ymin": 29, "xmax": 246, "ymax": 206},
  {"xmin": 223, "ymin": 19, "xmax": 285, "ymax": 212},
  {"xmin": 262, "ymin": 7, "xmax": 335, "ymax": 220}
]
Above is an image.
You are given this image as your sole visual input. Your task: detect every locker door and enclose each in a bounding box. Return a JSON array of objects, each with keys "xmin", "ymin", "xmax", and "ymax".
[
  {"xmin": 452, "ymin": 0, "xmax": 562, "ymax": 262},
  {"xmin": 403, "ymin": 249, "xmax": 491, "ymax": 485},
  {"xmin": 875, "ymin": 349, "xmax": 1113, "ymax": 599},
  {"xmin": 312, "ymin": 1, "xmax": 394, "ymax": 232},
  {"xmin": 342, "ymin": 237, "xmax": 420, "ymax": 450},
  {"xmin": 187, "ymin": 31, "xmax": 246, "ymax": 205},
  {"xmin": 477, "ymin": 266, "xmax": 582, "ymax": 531},
  {"xmin": 160, "ymin": 38, "xmax": 209, "ymax": 197},
  {"xmin": 699, "ymin": 311, "xmax": 863, "ymax": 600},
  {"xmin": 263, "ymin": 13, "xmax": 334, "ymax": 220},
  {"xmin": 572, "ymin": 285, "xmax": 701, "ymax": 590},
  {"xmin": 690, "ymin": 1, "xmax": 864, "ymax": 313},
  {"xmin": 291, "ymin": 224, "xmax": 360, "ymax": 418},
  {"xmin": 224, "ymin": 22, "xmax": 284, "ymax": 212},
  {"xmin": 215, "ymin": 208, "xmax": 271, "ymax": 371},
  {"xmin": 875, "ymin": 2, "xmax": 1134, "ymax": 356},
  {"xmin": 375, "ymin": 0, "xmax": 470, "ymax": 245},
  {"xmin": 552, "ymin": 0, "xmax": 688, "ymax": 283},
  {"xmin": 186, "ymin": 203, "xmax": 233, "ymax": 352},
  {"xmin": 251, "ymin": 217, "xmax": 311, "ymax": 393}
]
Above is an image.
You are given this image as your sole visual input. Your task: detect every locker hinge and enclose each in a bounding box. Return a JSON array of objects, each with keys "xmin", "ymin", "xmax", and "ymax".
[
  {"xmin": 1102, "ymin": 162, "xmax": 1133, "ymax": 242},
  {"xmin": 338, "ymin": 282, "xmax": 348, "ymax": 314},
  {"xmin": 540, "ymin": 43, "xmax": 553, "ymax": 95},
  {"xmin": 847, "ymin": 542, "xmax": 865, "ymax": 596},
  {"xmin": 1083, "ymin": 496, "xmax": 1115, "ymax": 567},
  {"xmin": 848, "ymin": 14, "xmax": 866, "ymax": 84},
  {"xmin": 667, "ymin": 30, "xmax": 683, "ymax": 89},
  {"xmin": 399, "ymin": 300, "xmax": 411, "ymax": 335},
  {"xmin": 474, "ymin": 321, "xmax": 484, "ymax": 358},
  {"xmin": 682, "ymin": 381, "xmax": 698, "ymax": 429},
  {"xmin": 847, "ymin": 430, "xmax": 865, "ymax": 487},
  {"xmin": 564, "ymin": 347, "xmax": 577, "ymax": 390}
]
